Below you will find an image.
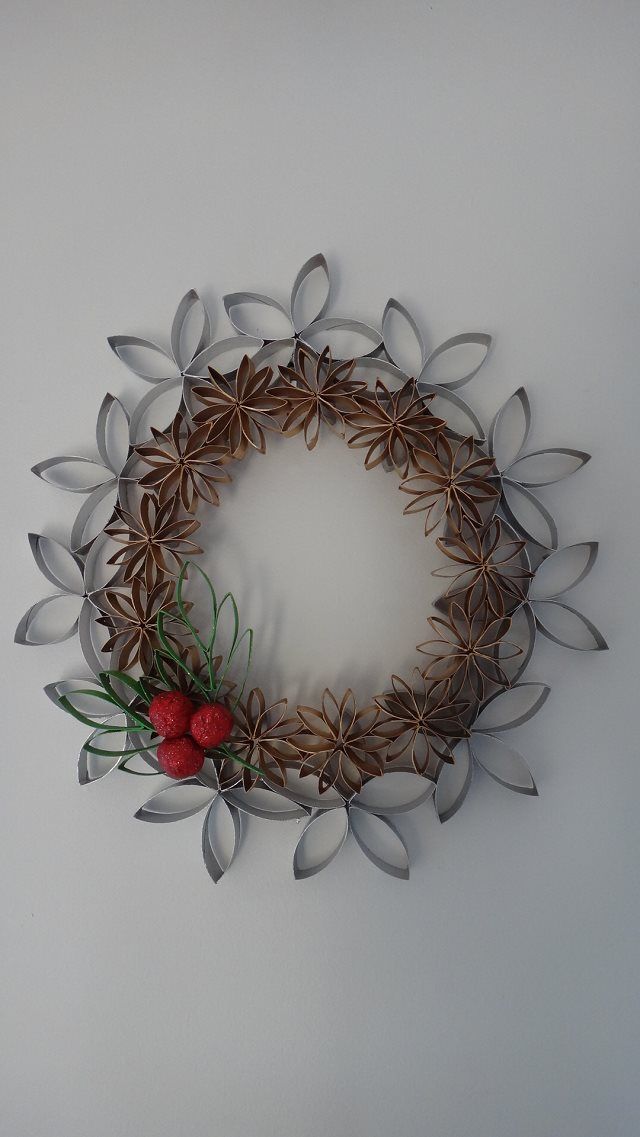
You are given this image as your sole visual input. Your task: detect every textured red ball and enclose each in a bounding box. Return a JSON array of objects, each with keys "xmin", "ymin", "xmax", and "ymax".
[
  {"xmin": 189, "ymin": 702, "xmax": 234, "ymax": 748},
  {"xmin": 148, "ymin": 690, "xmax": 195, "ymax": 738},
  {"xmin": 157, "ymin": 735, "xmax": 205, "ymax": 779}
]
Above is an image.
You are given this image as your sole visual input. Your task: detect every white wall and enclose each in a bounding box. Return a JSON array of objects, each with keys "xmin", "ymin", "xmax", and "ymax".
[{"xmin": 2, "ymin": 3, "xmax": 639, "ymax": 1135}]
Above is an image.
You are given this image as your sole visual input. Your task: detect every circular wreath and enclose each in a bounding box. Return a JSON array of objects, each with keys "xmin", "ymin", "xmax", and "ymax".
[{"xmin": 17, "ymin": 255, "xmax": 607, "ymax": 883}]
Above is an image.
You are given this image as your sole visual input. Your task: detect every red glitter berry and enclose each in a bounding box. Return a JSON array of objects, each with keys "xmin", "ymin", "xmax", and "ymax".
[
  {"xmin": 189, "ymin": 703, "xmax": 234, "ymax": 749},
  {"xmin": 157, "ymin": 736, "xmax": 205, "ymax": 779},
  {"xmin": 148, "ymin": 690, "xmax": 194, "ymax": 738}
]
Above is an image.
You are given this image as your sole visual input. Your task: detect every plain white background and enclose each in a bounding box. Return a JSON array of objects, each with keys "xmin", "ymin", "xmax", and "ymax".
[{"xmin": 2, "ymin": 2, "xmax": 639, "ymax": 1135}]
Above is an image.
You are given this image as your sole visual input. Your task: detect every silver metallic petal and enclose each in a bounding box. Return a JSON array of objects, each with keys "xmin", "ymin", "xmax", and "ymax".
[
  {"xmin": 128, "ymin": 377, "xmax": 184, "ymax": 446},
  {"xmin": 501, "ymin": 477, "xmax": 558, "ymax": 549},
  {"xmin": 70, "ymin": 481, "xmax": 118, "ymax": 555},
  {"xmin": 28, "ymin": 533, "xmax": 84, "ymax": 595},
  {"xmin": 300, "ymin": 317, "xmax": 382, "ymax": 360},
  {"xmin": 31, "ymin": 456, "xmax": 113, "ymax": 493},
  {"xmin": 15, "ymin": 593, "xmax": 82, "ymax": 646},
  {"xmin": 78, "ymin": 714, "xmax": 130, "ymax": 784},
  {"xmin": 134, "ymin": 779, "xmax": 216, "ymax": 823},
  {"xmin": 473, "ymin": 683, "xmax": 550, "ymax": 733},
  {"xmin": 44, "ymin": 677, "xmax": 114, "ymax": 719},
  {"xmin": 107, "ymin": 335, "xmax": 180, "ymax": 383},
  {"xmin": 293, "ymin": 808, "xmax": 349, "ymax": 880},
  {"xmin": 530, "ymin": 542, "xmax": 599, "ymax": 600},
  {"xmin": 532, "ymin": 600, "xmax": 608, "ymax": 651},
  {"xmin": 170, "ymin": 289, "xmax": 211, "ymax": 373},
  {"xmin": 225, "ymin": 785, "xmax": 308, "ymax": 821},
  {"xmin": 355, "ymin": 770, "xmax": 435, "ymax": 815},
  {"xmin": 434, "ymin": 740, "xmax": 473, "ymax": 823},
  {"xmin": 349, "ymin": 808, "xmax": 410, "ymax": 879},
  {"xmin": 419, "ymin": 332, "xmax": 492, "ymax": 391},
  {"xmin": 489, "ymin": 387, "xmax": 531, "ymax": 472},
  {"xmin": 223, "ymin": 292, "xmax": 293, "ymax": 340},
  {"xmin": 502, "ymin": 602, "xmax": 537, "ymax": 684},
  {"xmin": 469, "ymin": 733, "xmax": 538, "ymax": 796},
  {"xmin": 95, "ymin": 393, "xmax": 130, "ymax": 474},
  {"xmin": 186, "ymin": 335, "xmax": 263, "ymax": 378},
  {"xmin": 291, "ymin": 253, "xmax": 330, "ymax": 334},
  {"xmin": 507, "ymin": 447, "xmax": 591, "ymax": 487},
  {"xmin": 250, "ymin": 338, "xmax": 295, "ymax": 373},
  {"xmin": 382, "ymin": 299, "xmax": 425, "ymax": 376},
  {"xmin": 418, "ymin": 382, "xmax": 485, "ymax": 441},
  {"xmin": 202, "ymin": 796, "xmax": 241, "ymax": 883}
]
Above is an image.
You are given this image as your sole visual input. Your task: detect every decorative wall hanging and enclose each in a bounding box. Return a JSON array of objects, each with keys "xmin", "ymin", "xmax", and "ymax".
[{"xmin": 16, "ymin": 255, "xmax": 607, "ymax": 883}]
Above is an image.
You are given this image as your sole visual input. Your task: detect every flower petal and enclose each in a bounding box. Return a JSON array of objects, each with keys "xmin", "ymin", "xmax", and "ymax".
[
  {"xmin": 186, "ymin": 336, "xmax": 263, "ymax": 378},
  {"xmin": 201, "ymin": 795, "xmax": 241, "ymax": 883},
  {"xmin": 301, "ymin": 318, "xmax": 382, "ymax": 360},
  {"xmin": 489, "ymin": 387, "xmax": 531, "ymax": 472},
  {"xmin": 501, "ymin": 479, "xmax": 558, "ymax": 549},
  {"xmin": 355, "ymin": 770, "xmax": 435, "ymax": 814},
  {"xmin": 419, "ymin": 332, "xmax": 491, "ymax": 390},
  {"xmin": 95, "ymin": 394, "xmax": 130, "ymax": 475},
  {"xmin": 418, "ymin": 382, "xmax": 486, "ymax": 441},
  {"xmin": 349, "ymin": 809, "xmax": 410, "ymax": 879},
  {"xmin": 223, "ymin": 292, "xmax": 293, "ymax": 340},
  {"xmin": 473, "ymin": 683, "xmax": 550, "ymax": 733},
  {"xmin": 382, "ymin": 299, "xmax": 424, "ymax": 376},
  {"xmin": 135, "ymin": 778, "xmax": 215, "ymax": 823},
  {"xmin": 530, "ymin": 543, "xmax": 599, "ymax": 600},
  {"xmin": 291, "ymin": 253, "xmax": 330, "ymax": 334},
  {"xmin": 15, "ymin": 594, "xmax": 82, "ymax": 645},
  {"xmin": 28, "ymin": 534, "xmax": 84, "ymax": 595},
  {"xmin": 31, "ymin": 456, "xmax": 113, "ymax": 493},
  {"xmin": 70, "ymin": 482, "xmax": 118, "ymax": 555},
  {"xmin": 225, "ymin": 785, "xmax": 308, "ymax": 821},
  {"xmin": 435, "ymin": 739, "xmax": 473, "ymax": 822},
  {"xmin": 171, "ymin": 289, "xmax": 211, "ymax": 372},
  {"xmin": 293, "ymin": 808, "xmax": 349, "ymax": 880},
  {"xmin": 506, "ymin": 447, "xmax": 591, "ymax": 486},
  {"xmin": 532, "ymin": 600, "xmax": 608, "ymax": 650},
  {"xmin": 107, "ymin": 336, "xmax": 180, "ymax": 382},
  {"xmin": 470, "ymin": 733, "xmax": 537, "ymax": 795},
  {"xmin": 128, "ymin": 378, "xmax": 184, "ymax": 446}
]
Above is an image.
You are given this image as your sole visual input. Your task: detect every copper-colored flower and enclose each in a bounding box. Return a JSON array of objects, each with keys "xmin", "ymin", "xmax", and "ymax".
[
  {"xmin": 191, "ymin": 355, "xmax": 284, "ymax": 459},
  {"xmin": 220, "ymin": 688, "xmax": 302, "ymax": 790},
  {"xmin": 105, "ymin": 493, "xmax": 202, "ymax": 591},
  {"xmin": 417, "ymin": 598, "xmax": 521, "ymax": 700},
  {"xmin": 347, "ymin": 378, "xmax": 446, "ymax": 476},
  {"xmin": 433, "ymin": 517, "xmax": 532, "ymax": 617},
  {"xmin": 400, "ymin": 435, "xmax": 499, "ymax": 535},
  {"xmin": 95, "ymin": 578, "xmax": 184, "ymax": 672},
  {"xmin": 374, "ymin": 671, "xmax": 469, "ymax": 775},
  {"xmin": 295, "ymin": 689, "xmax": 385, "ymax": 795},
  {"xmin": 271, "ymin": 343, "xmax": 367, "ymax": 450},
  {"xmin": 136, "ymin": 413, "xmax": 232, "ymax": 513}
]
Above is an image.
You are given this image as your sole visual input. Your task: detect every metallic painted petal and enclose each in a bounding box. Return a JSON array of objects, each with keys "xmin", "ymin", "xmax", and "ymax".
[
  {"xmin": 382, "ymin": 299, "xmax": 425, "ymax": 376},
  {"xmin": 470, "ymin": 733, "xmax": 538, "ymax": 795},
  {"xmin": 506, "ymin": 447, "xmax": 591, "ymax": 486},
  {"xmin": 223, "ymin": 292, "xmax": 293, "ymax": 340},
  {"xmin": 349, "ymin": 809, "xmax": 410, "ymax": 879},
  {"xmin": 202, "ymin": 796, "xmax": 241, "ymax": 883},
  {"xmin": 488, "ymin": 387, "xmax": 531, "ymax": 471},
  {"xmin": 293, "ymin": 808, "xmax": 349, "ymax": 880},
  {"xmin": 435, "ymin": 739, "xmax": 473, "ymax": 823},
  {"xmin": 419, "ymin": 332, "xmax": 492, "ymax": 390},
  {"xmin": 532, "ymin": 600, "xmax": 608, "ymax": 650},
  {"xmin": 530, "ymin": 543, "xmax": 599, "ymax": 600},
  {"xmin": 291, "ymin": 253, "xmax": 330, "ymax": 334},
  {"xmin": 473, "ymin": 683, "xmax": 550, "ymax": 733},
  {"xmin": 31, "ymin": 456, "xmax": 113, "ymax": 493},
  {"xmin": 107, "ymin": 335, "xmax": 180, "ymax": 382},
  {"xmin": 134, "ymin": 779, "xmax": 215, "ymax": 822},
  {"xmin": 28, "ymin": 533, "xmax": 84, "ymax": 595},
  {"xmin": 171, "ymin": 289, "xmax": 211, "ymax": 372}
]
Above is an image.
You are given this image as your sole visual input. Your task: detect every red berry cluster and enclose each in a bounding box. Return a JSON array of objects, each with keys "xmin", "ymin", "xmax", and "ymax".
[{"xmin": 148, "ymin": 690, "xmax": 234, "ymax": 779}]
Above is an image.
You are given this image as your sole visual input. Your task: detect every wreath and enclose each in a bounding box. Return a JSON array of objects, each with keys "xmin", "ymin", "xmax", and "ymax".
[{"xmin": 16, "ymin": 255, "xmax": 607, "ymax": 883}]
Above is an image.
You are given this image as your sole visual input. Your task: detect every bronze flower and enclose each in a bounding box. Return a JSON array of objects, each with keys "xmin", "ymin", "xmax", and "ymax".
[
  {"xmin": 191, "ymin": 355, "xmax": 284, "ymax": 459},
  {"xmin": 105, "ymin": 493, "xmax": 202, "ymax": 591},
  {"xmin": 400, "ymin": 435, "xmax": 499, "ymax": 535},
  {"xmin": 347, "ymin": 378, "xmax": 446, "ymax": 476},
  {"xmin": 417, "ymin": 598, "xmax": 521, "ymax": 701},
  {"xmin": 433, "ymin": 517, "xmax": 532, "ymax": 617},
  {"xmin": 95, "ymin": 578, "xmax": 184, "ymax": 672},
  {"xmin": 374, "ymin": 671, "xmax": 469, "ymax": 775},
  {"xmin": 271, "ymin": 343, "xmax": 367, "ymax": 450},
  {"xmin": 136, "ymin": 413, "xmax": 232, "ymax": 513},
  {"xmin": 295, "ymin": 688, "xmax": 385, "ymax": 795},
  {"xmin": 219, "ymin": 688, "xmax": 302, "ymax": 790}
]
